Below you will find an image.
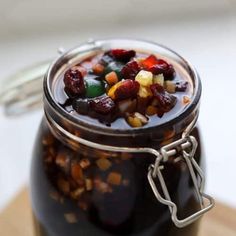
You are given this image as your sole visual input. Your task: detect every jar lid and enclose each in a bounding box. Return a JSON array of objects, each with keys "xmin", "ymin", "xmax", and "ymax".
[{"xmin": 0, "ymin": 60, "xmax": 50, "ymax": 116}]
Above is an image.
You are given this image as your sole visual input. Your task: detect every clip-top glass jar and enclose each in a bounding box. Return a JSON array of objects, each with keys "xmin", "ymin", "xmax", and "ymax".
[{"xmin": 30, "ymin": 39, "xmax": 214, "ymax": 236}]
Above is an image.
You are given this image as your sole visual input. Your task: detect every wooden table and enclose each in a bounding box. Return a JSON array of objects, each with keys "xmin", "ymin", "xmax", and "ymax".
[{"xmin": 0, "ymin": 188, "xmax": 236, "ymax": 236}]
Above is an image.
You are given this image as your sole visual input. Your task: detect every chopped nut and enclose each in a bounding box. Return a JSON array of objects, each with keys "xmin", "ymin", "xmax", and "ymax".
[
  {"xmin": 92, "ymin": 63, "xmax": 105, "ymax": 75},
  {"xmin": 134, "ymin": 112, "xmax": 148, "ymax": 124},
  {"xmin": 85, "ymin": 178, "xmax": 93, "ymax": 191},
  {"xmin": 94, "ymin": 178, "xmax": 112, "ymax": 193},
  {"xmin": 153, "ymin": 74, "xmax": 164, "ymax": 86},
  {"xmin": 107, "ymin": 172, "xmax": 122, "ymax": 186},
  {"xmin": 122, "ymin": 179, "xmax": 130, "ymax": 186},
  {"xmin": 165, "ymin": 80, "xmax": 176, "ymax": 93},
  {"xmin": 55, "ymin": 153, "xmax": 68, "ymax": 169},
  {"xmin": 183, "ymin": 95, "xmax": 191, "ymax": 104},
  {"xmin": 96, "ymin": 158, "xmax": 112, "ymax": 171},
  {"xmin": 79, "ymin": 159, "xmax": 90, "ymax": 169},
  {"xmin": 42, "ymin": 134, "xmax": 54, "ymax": 146},
  {"xmin": 57, "ymin": 178, "xmax": 70, "ymax": 194},
  {"xmin": 146, "ymin": 105, "xmax": 158, "ymax": 116},
  {"xmin": 78, "ymin": 201, "xmax": 88, "ymax": 211},
  {"xmin": 127, "ymin": 116, "xmax": 142, "ymax": 127},
  {"xmin": 70, "ymin": 187, "xmax": 85, "ymax": 199},
  {"xmin": 49, "ymin": 190, "xmax": 64, "ymax": 203},
  {"xmin": 48, "ymin": 147, "xmax": 56, "ymax": 157},
  {"xmin": 118, "ymin": 99, "xmax": 136, "ymax": 114},
  {"xmin": 105, "ymin": 71, "xmax": 119, "ymax": 85},
  {"xmin": 71, "ymin": 163, "xmax": 83, "ymax": 182},
  {"xmin": 44, "ymin": 155, "xmax": 54, "ymax": 163},
  {"xmin": 135, "ymin": 70, "xmax": 153, "ymax": 86},
  {"xmin": 64, "ymin": 213, "xmax": 78, "ymax": 223}
]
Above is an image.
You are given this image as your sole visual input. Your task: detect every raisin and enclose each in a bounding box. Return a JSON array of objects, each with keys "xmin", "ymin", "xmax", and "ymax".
[
  {"xmin": 175, "ymin": 81, "xmax": 188, "ymax": 92},
  {"xmin": 72, "ymin": 98, "xmax": 89, "ymax": 115},
  {"xmin": 64, "ymin": 69, "xmax": 85, "ymax": 97},
  {"xmin": 90, "ymin": 96, "xmax": 115, "ymax": 114},
  {"xmin": 150, "ymin": 84, "xmax": 177, "ymax": 112},
  {"xmin": 109, "ymin": 49, "xmax": 136, "ymax": 62},
  {"xmin": 149, "ymin": 59, "xmax": 175, "ymax": 80},
  {"xmin": 121, "ymin": 61, "xmax": 141, "ymax": 80},
  {"xmin": 114, "ymin": 80, "xmax": 140, "ymax": 101}
]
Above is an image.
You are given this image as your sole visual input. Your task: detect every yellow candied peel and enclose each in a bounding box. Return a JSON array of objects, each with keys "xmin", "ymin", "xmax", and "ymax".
[
  {"xmin": 135, "ymin": 70, "xmax": 153, "ymax": 86},
  {"xmin": 107, "ymin": 81, "xmax": 123, "ymax": 99}
]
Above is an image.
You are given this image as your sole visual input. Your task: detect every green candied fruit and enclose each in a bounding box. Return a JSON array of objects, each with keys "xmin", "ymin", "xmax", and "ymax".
[
  {"xmin": 104, "ymin": 61, "xmax": 124, "ymax": 80},
  {"xmin": 85, "ymin": 79, "xmax": 105, "ymax": 98}
]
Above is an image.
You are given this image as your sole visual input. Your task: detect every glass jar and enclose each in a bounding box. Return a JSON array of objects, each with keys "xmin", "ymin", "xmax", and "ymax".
[{"xmin": 30, "ymin": 39, "xmax": 214, "ymax": 236}]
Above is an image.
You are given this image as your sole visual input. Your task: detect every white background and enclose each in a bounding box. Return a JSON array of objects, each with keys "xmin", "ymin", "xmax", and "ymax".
[{"xmin": 0, "ymin": 0, "xmax": 236, "ymax": 211}]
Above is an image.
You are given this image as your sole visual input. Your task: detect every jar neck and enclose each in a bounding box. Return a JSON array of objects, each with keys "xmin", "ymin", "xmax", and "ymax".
[
  {"xmin": 44, "ymin": 96, "xmax": 200, "ymax": 151},
  {"xmin": 42, "ymin": 38, "xmax": 201, "ymax": 150}
]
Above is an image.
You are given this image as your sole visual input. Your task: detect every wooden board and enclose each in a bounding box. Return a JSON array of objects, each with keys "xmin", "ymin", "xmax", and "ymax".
[{"xmin": 0, "ymin": 188, "xmax": 236, "ymax": 236}]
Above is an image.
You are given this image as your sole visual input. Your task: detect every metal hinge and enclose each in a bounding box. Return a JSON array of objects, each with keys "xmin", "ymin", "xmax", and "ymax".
[{"xmin": 147, "ymin": 135, "xmax": 215, "ymax": 228}]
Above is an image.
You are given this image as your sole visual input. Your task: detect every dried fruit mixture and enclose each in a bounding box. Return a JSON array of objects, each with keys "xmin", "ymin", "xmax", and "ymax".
[{"xmin": 60, "ymin": 49, "xmax": 191, "ymax": 127}]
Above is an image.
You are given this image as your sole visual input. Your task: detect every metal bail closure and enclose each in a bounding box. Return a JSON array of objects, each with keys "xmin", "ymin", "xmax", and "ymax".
[
  {"xmin": 0, "ymin": 60, "xmax": 50, "ymax": 116},
  {"xmin": 147, "ymin": 135, "xmax": 215, "ymax": 228},
  {"xmin": 0, "ymin": 39, "xmax": 103, "ymax": 117}
]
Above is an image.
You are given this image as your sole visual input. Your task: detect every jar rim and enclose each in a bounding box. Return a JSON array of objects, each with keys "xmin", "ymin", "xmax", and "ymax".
[{"xmin": 44, "ymin": 38, "xmax": 201, "ymax": 137}]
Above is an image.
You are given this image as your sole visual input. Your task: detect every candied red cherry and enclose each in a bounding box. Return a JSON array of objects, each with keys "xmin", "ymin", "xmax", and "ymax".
[
  {"xmin": 149, "ymin": 59, "xmax": 175, "ymax": 80},
  {"xmin": 90, "ymin": 96, "xmax": 115, "ymax": 114},
  {"xmin": 114, "ymin": 80, "xmax": 140, "ymax": 101},
  {"xmin": 150, "ymin": 83, "xmax": 177, "ymax": 112},
  {"xmin": 109, "ymin": 49, "xmax": 136, "ymax": 62},
  {"xmin": 121, "ymin": 61, "xmax": 141, "ymax": 80},
  {"xmin": 64, "ymin": 69, "xmax": 85, "ymax": 97},
  {"xmin": 175, "ymin": 81, "xmax": 188, "ymax": 92},
  {"xmin": 142, "ymin": 55, "xmax": 159, "ymax": 69}
]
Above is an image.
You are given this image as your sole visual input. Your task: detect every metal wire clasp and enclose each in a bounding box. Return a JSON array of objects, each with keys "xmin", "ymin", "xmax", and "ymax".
[
  {"xmin": 147, "ymin": 135, "xmax": 215, "ymax": 228},
  {"xmin": 46, "ymin": 113, "xmax": 214, "ymax": 228}
]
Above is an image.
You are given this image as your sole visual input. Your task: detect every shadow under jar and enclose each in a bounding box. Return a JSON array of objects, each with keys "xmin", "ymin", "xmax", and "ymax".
[{"xmin": 30, "ymin": 39, "xmax": 213, "ymax": 236}]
